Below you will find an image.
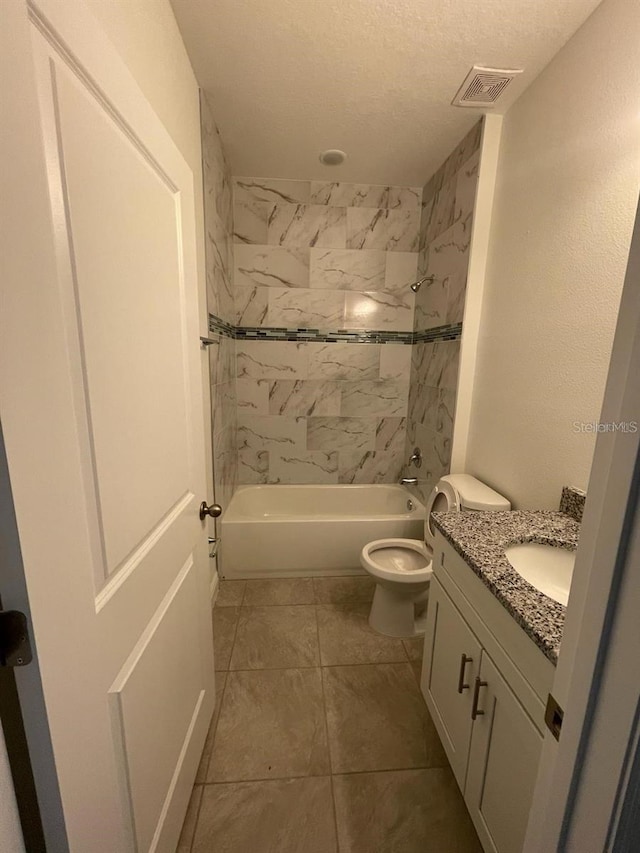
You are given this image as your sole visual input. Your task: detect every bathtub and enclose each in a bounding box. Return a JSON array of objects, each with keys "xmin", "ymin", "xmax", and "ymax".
[{"xmin": 220, "ymin": 484, "xmax": 425, "ymax": 579}]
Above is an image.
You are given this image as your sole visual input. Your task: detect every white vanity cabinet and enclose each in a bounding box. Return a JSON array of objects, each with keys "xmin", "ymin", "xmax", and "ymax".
[{"xmin": 421, "ymin": 533, "xmax": 555, "ymax": 853}]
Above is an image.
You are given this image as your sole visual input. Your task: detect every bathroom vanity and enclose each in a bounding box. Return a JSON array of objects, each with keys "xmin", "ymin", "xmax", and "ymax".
[{"xmin": 421, "ymin": 510, "xmax": 580, "ymax": 853}]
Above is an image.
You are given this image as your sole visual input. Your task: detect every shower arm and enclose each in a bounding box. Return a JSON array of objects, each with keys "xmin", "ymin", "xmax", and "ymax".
[{"xmin": 409, "ymin": 275, "xmax": 436, "ymax": 293}]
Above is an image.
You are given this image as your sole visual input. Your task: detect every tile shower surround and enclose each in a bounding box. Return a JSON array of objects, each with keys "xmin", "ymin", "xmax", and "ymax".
[
  {"xmin": 201, "ymin": 94, "xmax": 238, "ymax": 510},
  {"xmin": 231, "ymin": 175, "xmax": 423, "ymax": 485},
  {"xmin": 404, "ymin": 121, "xmax": 483, "ymax": 505},
  {"xmin": 200, "ymin": 120, "xmax": 482, "ymax": 487}
]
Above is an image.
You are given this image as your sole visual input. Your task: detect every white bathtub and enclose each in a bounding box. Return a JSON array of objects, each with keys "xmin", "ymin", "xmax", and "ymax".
[{"xmin": 220, "ymin": 484, "xmax": 426, "ymax": 579}]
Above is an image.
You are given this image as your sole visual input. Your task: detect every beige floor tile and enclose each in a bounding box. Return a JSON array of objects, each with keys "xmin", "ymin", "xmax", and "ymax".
[
  {"xmin": 317, "ymin": 604, "xmax": 407, "ymax": 665},
  {"xmin": 403, "ymin": 636, "xmax": 425, "ymax": 661},
  {"xmin": 323, "ymin": 663, "xmax": 447, "ymax": 773},
  {"xmin": 208, "ymin": 668, "xmax": 330, "ymax": 782},
  {"xmin": 195, "ymin": 672, "xmax": 227, "ymax": 783},
  {"xmin": 216, "ymin": 580, "xmax": 246, "ymax": 607},
  {"xmin": 333, "ymin": 767, "xmax": 482, "ymax": 853},
  {"xmin": 243, "ymin": 577, "xmax": 316, "ymax": 605},
  {"xmin": 192, "ymin": 777, "xmax": 337, "ymax": 853},
  {"xmin": 176, "ymin": 785, "xmax": 203, "ymax": 852},
  {"xmin": 230, "ymin": 605, "xmax": 319, "ymax": 669},
  {"xmin": 213, "ymin": 607, "xmax": 240, "ymax": 670},
  {"xmin": 313, "ymin": 576, "xmax": 375, "ymax": 606},
  {"xmin": 410, "ymin": 660, "xmax": 423, "ymax": 685}
]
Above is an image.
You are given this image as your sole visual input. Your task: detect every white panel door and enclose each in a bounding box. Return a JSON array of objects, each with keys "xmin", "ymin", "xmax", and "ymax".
[{"xmin": 0, "ymin": 1, "xmax": 214, "ymax": 850}]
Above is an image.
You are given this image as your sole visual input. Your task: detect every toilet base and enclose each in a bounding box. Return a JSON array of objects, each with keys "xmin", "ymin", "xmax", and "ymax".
[{"xmin": 368, "ymin": 582, "xmax": 429, "ymax": 638}]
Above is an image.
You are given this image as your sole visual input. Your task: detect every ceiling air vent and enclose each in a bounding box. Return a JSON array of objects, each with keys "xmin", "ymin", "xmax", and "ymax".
[{"xmin": 452, "ymin": 66, "xmax": 523, "ymax": 108}]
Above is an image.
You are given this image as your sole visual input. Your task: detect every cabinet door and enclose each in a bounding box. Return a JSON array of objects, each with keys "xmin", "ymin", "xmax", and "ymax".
[
  {"xmin": 421, "ymin": 578, "xmax": 482, "ymax": 788},
  {"xmin": 466, "ymin": 651, "xmax": 543, "ymax": 853}
]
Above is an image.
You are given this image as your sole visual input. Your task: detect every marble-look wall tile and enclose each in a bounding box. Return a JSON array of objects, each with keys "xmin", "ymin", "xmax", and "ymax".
[
  {"xmin": 233, "ymin": 177, "xmax": 310, "ymax": 205},
  {"xmin": 237, "ymin": 414, "xmax": 306, "ymax": 451},
  {"xmin": 309, "ymin": 248, "xmax": 386, "ymax": 291},
  {"xmin": 413, "ymin": 275, "xmax": 448, "ymax": 331},
  {"xmin": 338, "ymin": 450, "xmax": 404, "ymax": 484},
  {"xmin": 343, "ymin": 292, "xmax": 413, "ymax": 331},
  {"xmin": 307, "ymin": 417, "xmax": 376, "ymax": 452},
  {"xmin": 384, "ymin": 252, "xmax": 419, "ymax": 294},
  {"xmin": 310, "ymin": 182, "xmax": 420, "ymax": 210},
  {"xmin": 201, "ymin": 93, "xmax": 237, "ymax": 510},
  {"xmin": 232, "ymin": 176, "xmax": 421, "ymax": 486},
  {"xmin": 454, "ymin": 150, "xmax": 480, "ymax": 230},
  {"xmin": 341, "ymin": 381, "xmax": 409, "ymax": 418},
  {"xmin": 233, "ymin": 200, "xmax": 270, "ymax": 244},
  {"xmin": 307, "ymin": 343, "xmax": 380, "ymax": 380},
  {"xmin": 235, "ymin": 284, "xmax": 268, "ymax": 326},
  {"xmin": 379, "ymin": 345, "xmax": 412, "ymax": 381},
  {"xmin": 268, "ymin": 288, "xmax": 344, "ymax": 328},
  {"xmin": 375, "ymin": 417, "xmax": 407, "ymax": 455},
  {"xmin": 236, "ymin": 379, "xmax": 270, "ymax": 415},
  {"xmin": 403, "ymin": 122, "xmax": 481, "ymax": 502},
  {"xmin": 423, "ymin": 179, "xmax": 456, "ymax": 247},
  {"xmin": 408, "ymin": 382, "xmax": 439, "ymax": 433},
  {"xmin": 234, "ymin": 245, "xmax": 310, "ymax": 289},
  {"xmin": 268, "ymin": 204, "xmax": 347, "ymax": 248},
  {"xmin": 236, "ymin": 341, "xmax": 309, "ymax": 380},
  {"xmin": 269, "ymin": 380, "xmax": 341, "ymax": 417},
  {"xmin": 269, "ymin": 451, "xmax": 339, "ymax": 485},
  {"xmin": 237, "ymin": 446, "xmax": 268, "ymax": 484},
  {"xmin": 346, "ymin": 208, "xmax": 420, "ymax": 252}
]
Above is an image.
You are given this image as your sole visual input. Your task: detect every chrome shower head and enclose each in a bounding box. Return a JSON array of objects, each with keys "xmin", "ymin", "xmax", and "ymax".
[{"xmin": 409, "ymin": 275, "xmax": 435, "ymax": 293}]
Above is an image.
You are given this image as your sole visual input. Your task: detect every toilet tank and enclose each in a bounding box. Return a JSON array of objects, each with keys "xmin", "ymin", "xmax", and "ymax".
[{"xmin": 442, "ymin": 474, "xmax": 511, "ymax": 511}]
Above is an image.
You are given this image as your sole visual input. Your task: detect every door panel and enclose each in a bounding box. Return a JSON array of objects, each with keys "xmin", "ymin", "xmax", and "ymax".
[
  {"xmin": 0, "ymin": 2, "xmax": 214, "ymax": 850},
  {"xmin": 466, "ymin": 651, "xmax": 542, "ymax": 853},
  {"xmin": 52, "ymin": 57, "xmax": 192, "ymax": 583},
  {"xmin": 422, "ymin": 577, "xmax": 482, "ymax": 788},
  {"xmin": 109, "ymin": 558, "xmax": 204, "ymax": 852}
]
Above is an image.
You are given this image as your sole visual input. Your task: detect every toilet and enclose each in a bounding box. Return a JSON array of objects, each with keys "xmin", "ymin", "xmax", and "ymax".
[{"xmin": 361, "ymin": 474, "xmax": 510, "ymax": 637}]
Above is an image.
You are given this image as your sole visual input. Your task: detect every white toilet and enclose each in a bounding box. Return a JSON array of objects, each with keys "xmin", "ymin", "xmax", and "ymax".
[{"xmin": 361, "ymin": 474, "xmax": 510, "ymax": 637}]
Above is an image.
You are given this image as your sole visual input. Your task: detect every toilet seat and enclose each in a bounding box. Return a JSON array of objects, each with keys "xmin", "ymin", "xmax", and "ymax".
[{"xmin": 361, "ymin": 538, "xmax": 433, "ymax": 584}]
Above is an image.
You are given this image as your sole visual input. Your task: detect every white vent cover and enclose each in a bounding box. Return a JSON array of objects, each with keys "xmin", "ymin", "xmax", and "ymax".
[{"xmin": 452, "ymin": 66, "xmax": 523, "ymax": 108}]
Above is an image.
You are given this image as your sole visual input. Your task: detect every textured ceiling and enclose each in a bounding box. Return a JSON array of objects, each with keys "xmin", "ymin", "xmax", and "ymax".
[{"xmin": 170, "ymin": 0, "xmax": 602, "ymax": 185}]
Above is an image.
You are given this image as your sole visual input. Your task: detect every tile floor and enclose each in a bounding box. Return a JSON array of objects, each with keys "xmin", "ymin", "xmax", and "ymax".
[{"xmin": 178, "ymin": 576, "xmax": 482, "ymax": 853}]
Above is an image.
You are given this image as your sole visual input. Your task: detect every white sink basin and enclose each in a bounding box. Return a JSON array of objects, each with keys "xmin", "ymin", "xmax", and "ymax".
[{"xmin": 504, "ymin": 542, "xmax": 576, "ymax": 606}]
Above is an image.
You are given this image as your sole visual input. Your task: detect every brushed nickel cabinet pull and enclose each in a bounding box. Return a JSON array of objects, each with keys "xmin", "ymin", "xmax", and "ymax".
[
  {"xmin": 457, "ymin": 653, "xmax": 473, "ymax": 693},
  {"xmin": 471, "ymin": 676, "xmax": 488, "ymax": 720}
]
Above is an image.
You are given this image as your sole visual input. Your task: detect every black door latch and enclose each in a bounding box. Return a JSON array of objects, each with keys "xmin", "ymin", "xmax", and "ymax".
[{"xmin": 0, "ymin": 610, "xmax": 32, "ymax": 667}]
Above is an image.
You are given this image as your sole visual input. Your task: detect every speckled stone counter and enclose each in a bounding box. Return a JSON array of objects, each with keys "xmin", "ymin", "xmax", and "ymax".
[{"xmin": 431, "ymin": 510, "xmax": 580, "ymax": 664}]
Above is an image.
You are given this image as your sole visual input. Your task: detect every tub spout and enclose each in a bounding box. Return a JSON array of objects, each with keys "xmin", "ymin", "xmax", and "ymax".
[{"xmin": 400, "ymin": 477, "xmax": 418, "ymax": 485}]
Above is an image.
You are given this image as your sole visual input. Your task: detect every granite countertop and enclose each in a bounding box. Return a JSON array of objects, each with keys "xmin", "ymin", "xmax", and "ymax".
[{"xmin": 431, "ymin": 510, "xmax": 581, "ymax": 664}]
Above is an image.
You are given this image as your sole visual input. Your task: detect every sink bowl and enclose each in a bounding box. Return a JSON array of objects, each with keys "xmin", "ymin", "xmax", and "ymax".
[{"xmin": 504, "ymin": 542, "xmax": 576, "ymax": 606}]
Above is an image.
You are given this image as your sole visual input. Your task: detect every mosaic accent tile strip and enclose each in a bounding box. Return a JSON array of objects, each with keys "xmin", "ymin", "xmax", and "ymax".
[
  {"xmin": 235, "ymin": 327, "xmax": 415, "ymax": 345},
  {"xmin": 413, "ymin": 323, "xmax": 463, "ymax": 343},
  {"xmin": 559, "ymin": 486, "xmax": 586, "ymax": 523},
  {"xmin": 209, "ymin": 314, "xmax": 461, "ymax": 346},
  {"xmin": 209, "ymin": 313, "xmax": 237, "ymax": 339}
]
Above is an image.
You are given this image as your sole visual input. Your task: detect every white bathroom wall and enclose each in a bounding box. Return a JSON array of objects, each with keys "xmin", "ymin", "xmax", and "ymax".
[{"xmin": 464, "ymin": 0, "xmax": 640, "ymax": 509}]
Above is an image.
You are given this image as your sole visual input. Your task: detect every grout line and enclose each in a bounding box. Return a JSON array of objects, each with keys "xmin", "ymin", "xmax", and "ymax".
[
  {"xmin": 187, "ymin": 784, "xmax": 204, "ymax": 853},
  {"xmin": 199, "ymin": 763, "xmax": 439, "ymax": 786},
  {"xmin": 315, "ymin": 606, "xmax": 341, "ymax": 852},
  {"xmin": 216, "ymin": 657, "xmax": 411, "ymax": 674}
]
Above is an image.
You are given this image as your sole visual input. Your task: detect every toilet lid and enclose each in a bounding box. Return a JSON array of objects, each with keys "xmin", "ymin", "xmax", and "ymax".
[{"xmin": 424, "ymin": 480, "xmax": 460, "ymax": 547}]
